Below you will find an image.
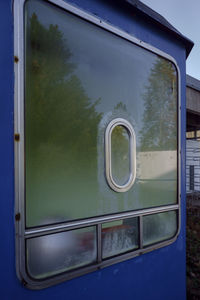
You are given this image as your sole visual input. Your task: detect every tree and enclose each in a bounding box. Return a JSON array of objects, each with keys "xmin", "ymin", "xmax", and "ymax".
[
  {"xmin": 140, "ymin": 58, "xmax": 177, "ymax": 151},
  {"xmin": 25, "ymin": 13, "xmax": 102, "ymax": 226}
]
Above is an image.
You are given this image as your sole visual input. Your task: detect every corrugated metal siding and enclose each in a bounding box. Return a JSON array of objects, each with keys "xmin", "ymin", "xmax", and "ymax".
[{"xmin": 186, "ymin": 139, "xmax": 200, "ymax": 192}]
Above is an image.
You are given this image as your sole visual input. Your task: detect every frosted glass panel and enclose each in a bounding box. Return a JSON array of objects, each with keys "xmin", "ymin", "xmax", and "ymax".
[
  {"xmin": 111, "ymin": 125, "xmax": 130, "ymax": 186},
  {"xmin": 143, "ymin": 211, "xmax": 177, "ymax": 246},
  {"xmin": 102, "ymin": 218, "xmax": 138, "ymax": 259},
  {"xmin": 26, "ymin": 227, "xmax": 97, "ymax": 279},
  {"xmin": 25, "ymin": 0, "xmax": 178, "ymax": 227}
]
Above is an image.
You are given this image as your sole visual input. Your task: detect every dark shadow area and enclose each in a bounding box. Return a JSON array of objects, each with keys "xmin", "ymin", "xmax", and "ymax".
[{"xmin": 187, "ymin": 193, "xmax": 200, "ymax": 300}]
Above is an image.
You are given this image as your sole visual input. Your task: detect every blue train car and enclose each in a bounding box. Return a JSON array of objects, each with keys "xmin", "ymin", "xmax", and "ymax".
[{"xmin": 1, "ymin": 0, "xmax": 193, "ymax": 299}]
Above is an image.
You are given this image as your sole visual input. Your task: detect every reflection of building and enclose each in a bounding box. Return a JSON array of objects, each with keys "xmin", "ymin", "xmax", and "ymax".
[
  {"xmin": 186, "ymin": 75, "xmax": 200, "ymax": 193},
  {"xmin": 138, "ymin": 151, "xmax": 176, "ymax": 180}
]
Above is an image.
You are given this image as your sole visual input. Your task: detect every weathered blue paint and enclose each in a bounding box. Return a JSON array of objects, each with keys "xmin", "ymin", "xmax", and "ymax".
[{"xmin": 0, "ymin": 0, "xmax": 187, "ymax": 299}]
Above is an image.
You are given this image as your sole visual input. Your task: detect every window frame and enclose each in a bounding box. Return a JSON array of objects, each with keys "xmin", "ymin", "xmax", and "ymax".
[
  {"xmin": 14, "ymin": 0, "xmax": 181, "ymax": 289},
  {"xmin": 105, "ymin": 118, "xmax": 137, "ymax": 193}
]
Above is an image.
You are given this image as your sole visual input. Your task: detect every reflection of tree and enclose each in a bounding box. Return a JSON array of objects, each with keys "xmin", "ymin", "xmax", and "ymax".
[
  {"xmin": 25, "ymin": 14, "xmax": 102, "ymax": 225},
  {"xmin": 140, "ymin": 58, "xmax": 177, "ymax": 151},
  {"xmin": 114, "ymin": 102, "xmax": 127, "ymax": 112},
  {"xmin": 111, "ymin": 125, "xmax": 129, "ymax": 185},
  {"xmin": 108, "ymin": 102, "xmax": 130, "ymax": 185},
  {"xmin": 26, "ymin": 13, "xmax": 101, "ymax": 167}
]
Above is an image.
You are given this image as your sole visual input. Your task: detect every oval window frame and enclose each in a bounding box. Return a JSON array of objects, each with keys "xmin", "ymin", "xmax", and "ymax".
[{"xmin": 105, "ymin": 118, "xmax": 136, "ymax": 192}]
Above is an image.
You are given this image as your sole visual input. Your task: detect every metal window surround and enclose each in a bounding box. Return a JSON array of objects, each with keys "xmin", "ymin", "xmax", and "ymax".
[
  {"xmin": 105, "ymin": 118, "xmax": 136, "ymax": 193},
  {"xmin": 14, "ymin": 0, "xmax": 181, "ymax": 290}
]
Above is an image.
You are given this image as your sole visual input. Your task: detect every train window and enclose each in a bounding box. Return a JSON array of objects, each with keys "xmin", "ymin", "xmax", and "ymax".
[
  {"xmin": 143, "ymin": 211, "xmax": 177, "ymax": 247},
  {"xmin": 105, "ymin": 118, "xmax": 136, "ymax": 193},
  {"xmin": 26, "ymin": 227, "xmax": 97, "ymax": 279},
  {"xmin": 102, "ymin": 218, "xmax": 139, "ymax": 259},
  {"xmin": 15, "ymin": 0, "xmax": 180, "ymax": 289}
]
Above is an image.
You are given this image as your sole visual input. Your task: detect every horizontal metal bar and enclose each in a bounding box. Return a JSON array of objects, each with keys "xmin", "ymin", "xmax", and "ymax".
[{"xmin": 25, "ymin": 204, "xmax": 179, "ymax": 238}]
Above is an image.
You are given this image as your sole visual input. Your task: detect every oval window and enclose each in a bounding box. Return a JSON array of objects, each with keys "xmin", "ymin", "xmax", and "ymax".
[{"xmin": 105, "ymin": 118, "xmax": 136, "ymax": 192}]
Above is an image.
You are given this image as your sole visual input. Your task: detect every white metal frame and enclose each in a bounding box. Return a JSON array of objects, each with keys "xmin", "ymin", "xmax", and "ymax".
[
  {"xmin": 14, "ymin": 0, "xmax": 181, "ymax": 290},
  {"xmin": 105, "ymin": 118, "xmax": 136, "ymax": 193}
]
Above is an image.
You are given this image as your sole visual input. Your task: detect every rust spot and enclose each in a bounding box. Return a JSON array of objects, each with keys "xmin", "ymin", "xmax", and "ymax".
[
  {"xmin": 14, "ymin": 56, "xmax": 19, "ymax": 63},
  {"xmin": 22, "ymin": 279, "xmax": 27, "ymax": 286},
  {"xmin": 15, "ymin": 213, "xmax": 20, "ymax": 221},
  {"xmin": 15, "ymin": 133, "xmax": 20, "ymax": 141}
]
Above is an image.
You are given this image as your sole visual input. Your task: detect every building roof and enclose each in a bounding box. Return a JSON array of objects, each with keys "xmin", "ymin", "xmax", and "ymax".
[
  {"xmin": 125, "ymin": 0, "xmax": 194, "ymax": 57},
  {"xmin": 187, "ymin": 75, "xmax": 200, "ymax": 92}
]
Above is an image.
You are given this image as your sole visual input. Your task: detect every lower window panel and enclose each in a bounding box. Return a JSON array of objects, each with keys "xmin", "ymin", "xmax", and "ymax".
[
  {"xmin": 25, "ymin": 211, "xmax": 178, "ymax": 282},
  {"xmin": 26, "ymin": 226, "xmax": 97, "ymax": 279},
  {"xmin": 102, "ymin": 217, "xmax": 139, "ymax": 259},
  {"xmin": 143, "ymin": 211, "xmax": 177, "ymax": 247}
]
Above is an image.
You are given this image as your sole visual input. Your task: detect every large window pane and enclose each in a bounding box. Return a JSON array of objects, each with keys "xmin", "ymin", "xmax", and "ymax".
[
  {"xmin": 25, "ymin": 0, "xmax": 178, "ymax": 227},
  {"xmin": 26, "ymin": 227, "xmax": 97, "ymax": 279}
]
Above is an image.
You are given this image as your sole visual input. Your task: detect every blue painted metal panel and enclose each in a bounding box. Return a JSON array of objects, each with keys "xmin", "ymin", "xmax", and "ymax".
[{"xmin": 0, "ymin": 0, "xmax": 186, "ymax": 299}]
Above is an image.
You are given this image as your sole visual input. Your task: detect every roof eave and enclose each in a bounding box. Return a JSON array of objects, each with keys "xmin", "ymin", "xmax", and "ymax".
[{"xmin": 125, "ymin": 0, "xmax": 194, "ymax": 58}]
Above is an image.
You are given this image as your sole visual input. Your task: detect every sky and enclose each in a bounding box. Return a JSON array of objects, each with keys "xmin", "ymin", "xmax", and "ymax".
[{"xmin": 142, "ymin": 0, "xmax": 200, "ymax": 80}]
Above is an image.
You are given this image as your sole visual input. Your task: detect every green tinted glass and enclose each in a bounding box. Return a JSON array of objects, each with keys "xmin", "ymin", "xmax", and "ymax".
[
  {"xmin": 143, "ymin": 211, "xmax": 177, "ymax": 246},
  {"xmin": 111, "ymin": 125, "xmax": 130, "ymax": 186},
  {"xmin": 25, "ymin": 0, "xmax": 178, "ymax": 227}
]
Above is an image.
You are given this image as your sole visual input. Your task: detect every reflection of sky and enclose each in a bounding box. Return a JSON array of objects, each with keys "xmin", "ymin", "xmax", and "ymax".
[{"xmin": 26, "ymin": 0, "xmax": 157, "ymax": 133}]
